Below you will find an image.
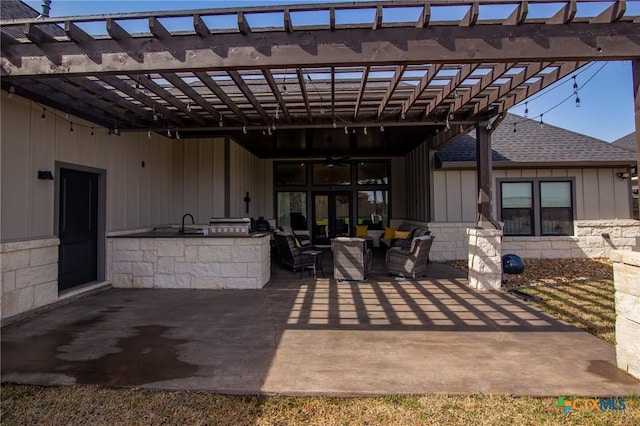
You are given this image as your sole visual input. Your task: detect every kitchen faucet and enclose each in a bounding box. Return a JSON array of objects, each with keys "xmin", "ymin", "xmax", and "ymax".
[{"xmin": 180, "ymin": 213, "xmax": 194, "ymax": 234}]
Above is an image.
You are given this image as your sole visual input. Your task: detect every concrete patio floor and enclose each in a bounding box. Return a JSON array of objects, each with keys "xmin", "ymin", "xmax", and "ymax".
[{"xmin": 2, "ymin": 258, "xmax": 639, "ymax": 396}]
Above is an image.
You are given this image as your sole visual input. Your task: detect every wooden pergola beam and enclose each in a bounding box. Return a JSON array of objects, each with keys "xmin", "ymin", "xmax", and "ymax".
[
  {"xmin": 591, "ymin": 0, "xmax": 626, "ymax": 24},
  {"xmin": 450, "ymin": 63, "xmax": 514, "ymax": 114},
  {"xmin": 67, "ymin": 76, "xmax": 154, "ymax": 122},
  {"xmin": 353, "ymin": 66, "xmax": 370, "ymax": 120},
  {"xmin": 296, "ymin": 69, "xmax": 313, "ymax": 122},
  {"xmin": 193, "ymin": 71, "xmax": 248, "ymax": 123},
  {"xmin": 149, "ymin": 17, "xmax": 172, "ymax": 39},
  {"xmin": 238, "ymin": 12, "xmax": 251, "ymax": 34},
  {"xmin": 401, "ymin": 64, "xmax": 442, "ymax": 117},
  {"xmin": 263, "ymin": 69, "xmax": 292, "ymax": 123},
  {"xmin": 377, "ymin": 64, "xmax": 407, "ymax": 120},
  {"xmin": 24, "ymin": 23, "xmax": 56, "ymax": 45},
  {"xmin": 161, "ymin": 72, "xmax": 222, "ymax": 121},
  {"xmin": 3, "ymin": 22, "xmax": 638, "ymax": 77},
  {"xmin": 65, "ymin": 22, "xmax": 94, "ymax": 43},
  {"xmin": 106, "ymin": 19, "xmax": 131, "ymax": 41},
  {"xmin": 228, "ymin": 70, "xmax": 270, "ymax": 123},
  {"xmin": 135, "ymin": 75, "xmax": 207, "ymax": 125},
  {"xmin": 423, "ymin": 63, "xmax": 478, "ymax": 119},
  {"xmin": 99, "ymin": 75, "xmax": 186, "ymax": 127},
  {"xmin": 504, "ymin": 1, "xmax": 528, "ymax": 25}
]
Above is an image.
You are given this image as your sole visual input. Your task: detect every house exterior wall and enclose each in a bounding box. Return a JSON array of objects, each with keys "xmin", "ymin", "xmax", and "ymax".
[
  {"xmin": 433, "ymin": 168, "xmax": 634, "ymax": 223},
  {"xmin": 391, "ymin": 157, "xmax": 406, "ymax": 219},
  {"xmin": 1, "ymin": 94, "xmax": 272, "ymax": 321}
]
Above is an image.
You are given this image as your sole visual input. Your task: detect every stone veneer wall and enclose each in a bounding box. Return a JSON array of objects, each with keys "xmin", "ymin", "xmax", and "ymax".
[
  {"xmin": 1, "ymin": 238, "xmax": 59, "ymax": 320},
  {"xmin": 467, "ymin": 228, "xmax": 503, "ymax": 291},
  {"xmin": 422, "ymin": 220, "xmax": 639, "ymax": 261},
  {"xmin": 612, "ymin": 250, "xmax": 640, "ymax": 379},
  {"xmin": 108, "ymin": 235, "xmax": 271, "ymax": 289}
]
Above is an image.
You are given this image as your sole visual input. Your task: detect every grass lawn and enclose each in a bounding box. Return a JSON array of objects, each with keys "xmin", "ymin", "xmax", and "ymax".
[
  {"xmin": 2, "ymin": 385, "xmax": 639, "ymax": 425},
  {"xmin": 516, "ymin": 279, "xmax": 617, "ymax": 345},
  {"xmin": 2, "ymin": 259, "xmax": 638, "ymax": 425}
]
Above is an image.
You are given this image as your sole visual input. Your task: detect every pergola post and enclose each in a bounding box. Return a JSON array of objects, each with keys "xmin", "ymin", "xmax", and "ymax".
[
  {"xmin": 467, "ymin": 121, "xmax": 503, "ymax": 291},
  {"xmin": 613, "ymin": 59, "xmax": 640, "ymax": 380}
]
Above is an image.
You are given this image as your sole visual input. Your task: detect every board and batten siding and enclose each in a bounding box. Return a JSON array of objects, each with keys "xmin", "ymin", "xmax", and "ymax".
[
  {"xmin": 229, "ymin": 142, "xmax": 272, "ymax": 219},
  {"xmin": 404, "ymin": 142, "xmax": 430, "ymax": 222},
  {"xmin": 1, "ymin": 93, "xmax": 173, "ymax": 241},
  {"xmin": 432, "ymin": 168, "xmax": 633, "ymax": 223}
]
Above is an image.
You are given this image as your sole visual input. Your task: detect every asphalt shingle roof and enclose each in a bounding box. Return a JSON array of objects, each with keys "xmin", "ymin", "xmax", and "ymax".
[
  {"xmin": 437, "ymin": 113, "xmax": 636, "ymax": 166},
  {"xmin": 612, "ymin": 132, "xmax": 637, "ymax": 153},
  {"xmin": 0, "ymin": 1, "xmax": 65, "ymax": 39}
]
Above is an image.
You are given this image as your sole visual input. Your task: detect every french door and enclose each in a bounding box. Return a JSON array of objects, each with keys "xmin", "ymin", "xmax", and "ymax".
[{"xmin": 312, "ymin": 192, "xmax": 351, "ymax": 245}]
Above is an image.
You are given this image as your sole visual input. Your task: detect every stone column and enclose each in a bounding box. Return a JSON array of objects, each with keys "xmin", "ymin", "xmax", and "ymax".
[
  {"xmin": 467, "ymin": 227, "xmax": 503, "ymax": 291},
  {"xmin": 612, "ymin": 250, "xmax": 640, "ymax": 379}
]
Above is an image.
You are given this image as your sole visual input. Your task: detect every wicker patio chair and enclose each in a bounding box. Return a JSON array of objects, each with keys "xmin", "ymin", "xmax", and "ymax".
[
  {"xmin": 274, "ymin": 233, "xmax": 314, "ymax": 275},
  {"xmin": 331, "ymin": 237, "xmax": 372, "ymax": 281},
  {"xmin": 385, "ymin": 235, "xmax": 434, "ymax": 279}
]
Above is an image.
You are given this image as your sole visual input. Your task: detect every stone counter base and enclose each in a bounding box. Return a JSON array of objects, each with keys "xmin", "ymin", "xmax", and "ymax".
[
  {"xmin": 612, "ymin": 250, "xmax": 640, "ymax": 379},
  {"xmin": 108, "ymin": 235, "xmax": 271, "ymax": 290}
]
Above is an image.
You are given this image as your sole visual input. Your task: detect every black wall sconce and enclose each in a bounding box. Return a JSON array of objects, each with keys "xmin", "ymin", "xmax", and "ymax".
[
  {"xmin": 616, "ymin": 172, "xmax": 630, "ymax": 180},
  {"xmin": 38, "ymin": 170, "xmax": 54, "ymax": 180}
]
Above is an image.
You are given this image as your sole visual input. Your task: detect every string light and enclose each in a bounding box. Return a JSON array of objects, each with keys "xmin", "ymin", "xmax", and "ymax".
[
  {"xmin": 363, "ymin": 126, "xmax": 367, "ymax": 135},
  {"xmin": 344, "ymin": 126, "xmax": 348, "ymax": 135},
  {"xmin": 8, "ymin": 86, "xmax": 15, "ymax": 98},
  {"xmin": 176, "ymin": 130, "xmax": 181, "ymax": 140},
  {"xmin": 262, "ymin": 130, "xmax": 266, "ymax": 135},
  {"xmin": 401, "ymin": 110, "xmax": 406, "ymax": 120},
  {"xmin": 218, "ymin": 114, "xmax": 224, "ymax": 127},
  {"xmin": 153, "ymin": 106, "xmax": 158, "ymax": 121},
  {"xmin": 575, "ymin": 94, "xmax": 581, "ymax": 107},
  {"xmin": 380, "ymin": 123, "xmax": 384, "ymax": 132},
  {"xmin": 513, "ymin": 124, "xmax": 517, "ymax": 133},
  {"xmin": 148, "ymin": 129, "xmax": 152, "ymax": 139},
  {"xmin": 41, "ymin": 108, "xmax": 46, "ymax": 121},
  {"xmin": 332, "ymin": 118, "xmax": 337, "ymax": 128},
  {"xmin": 186, "ymin": 102, "xmax": 192, "ymax": 112},
  {"xmin": 272, "ymin": 123, "xmax": 276, "ymax": 131},
  {"xmin": 320, "ymin": 106, "xmax": 325, "ymax": 114},
  {"xmin": 167, "ymin": 128, "xmax": 172, "ymax": 138},
  {"xmin": 267, "ymin": 128, "xmax": 272, "ymax": 136},
  {"xmin": 113, "ymin": 125, "xmax": 119, "ymax": 136},
  {"xmin": 91, "ymin": 127, "xmax": 95, "ymax": 136},
  {"xmin": 524, "ymin": 101, "xmax": 529, "ymax": 118},
  {"xmin": 242, "ymin": 125, "xmax": 247, "ymax": 134},
  {"xmin": 459, "ymin": 124, "xmax": 464, "ymax": 132},
  {"xmin": 275, "ymin": 109, "xmax": 279, "ymax": 120},
  {"xmin": 572, "ymin": 76, "xmax": 578, "ymax": 93},
  {"xmin": 539, "ymin": 114, "xmax": 544, "ymax": 128},
  {"xmin": 69, "ymin": 122, "xmax": 74, "ymax": 134},
  {"xmin": 65, "ymin": 111, "xmax": 69, "ymax": 119}
]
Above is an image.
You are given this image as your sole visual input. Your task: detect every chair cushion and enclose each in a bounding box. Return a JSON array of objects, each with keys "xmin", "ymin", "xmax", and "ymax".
[
  {"xmin": 355, "ymin": 225, "xmax": 368, "ymax": 237},
  {"xmin": 383, "ymin": 227, "xmax": 396, "ymax": 239},
  {"xmin": 394, "ymin": 230, "xmax": 411, "ymax": 239},
  {"xmin": 410, "ymin": 235, "xmax": 432, "ymax": 252}
]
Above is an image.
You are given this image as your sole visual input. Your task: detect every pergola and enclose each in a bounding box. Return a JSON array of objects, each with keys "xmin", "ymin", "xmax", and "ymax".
[{"xmin": 3, "ymin": 0, "xmax": 638, "ymax": 227}]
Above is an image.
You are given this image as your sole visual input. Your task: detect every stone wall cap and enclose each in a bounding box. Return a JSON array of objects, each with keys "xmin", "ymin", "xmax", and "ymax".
[
  {"xmin": 1, "ymin": 237, "xmax": 59, "ymax": 253},
  {"xmin": 611, "ymin": 249, "xmax": 640, "ymax": 266}
]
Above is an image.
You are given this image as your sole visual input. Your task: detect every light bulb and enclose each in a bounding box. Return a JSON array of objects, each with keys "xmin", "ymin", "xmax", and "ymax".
[
  {"xmin": 167, "ymin": 129, "xmax": 171, "ymax": 138},
  {"xmin": 573, "ymin": 76, "xmax": 578, "ymax": 93},
  {"xmin": 242, "ymin": 125, "xmax": 247, "ymax": 134},
  {"xmin": 513, "ymin": 124, "xmax": 517, "ymax": 133},
  {"xmin": 275, "ymin": 110, "xmax": 279, "ymax": 120},
  {"xmin": 575, "ymin": 95, "xmax": 581, "ymax": 107},
  {"xmin": 524, "ymin": 102, "xmax": 529, "ymax": 118},
  {"xmin": 91, "ymin": 127, "xmax": 95, "ymax": 136},
  {"xmin": 186, "ymin": 103, "xmax": 192, "ymax": 112},
  {"xmin": 344, "ymin": 126, "xmax": 348, "ymax": 135},
  {"xmin": 320, "ymin": 107, "xmax": 325, "ymax": 114},
  {"xmin": 539, "ymin": 115, "xmax": 544, "ymax": 128},
  {"xmin": 363, "ymin": 126, "xmax": 367, "ymax": 135},
  {"xmin": 380, "ymin": 123, "xmax": 384, "ymax": 132},
  {"xmin": 41, "ymin": 108, "xmax": 46, "ymax": 121},
  {"xmin": 267, "ymin": 128, "xmax": 272, "ymax": 136},
  {"xmin": 332, "ymin": 120, "xmax": 337, "ymax": 129},
  {"xmin": 176, "ymin": 131, "xmax": 181, "ymax": 140},
  {"xmin": 219, "ymin": 118, "xmax": 223, "ymax": 128},
  {"xmin": 401, "ymin": 110, "xmax": 406, "ymax": 120},
  {"xmin": 148, "ymin": 130, "xmax": 152, "ymax": 139},
  {"xmin": 70, "ymin": 123, "xmax": 74, "ymax": 134},
  {"xmin": 8, "ymin": 86, "xmax": 15, "ymax": 97}
]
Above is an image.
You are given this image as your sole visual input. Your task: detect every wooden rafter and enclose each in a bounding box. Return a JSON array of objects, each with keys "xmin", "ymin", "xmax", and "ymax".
[
  {"xmin": 67, "ymin": 77, "xmax": 154, "ymax": 122},
  {"xmin": 449, "ymin": 63, "xmax": 514, "ymax": 114},
  {"xmin": 353, "ymin": 66, "xmax": 370, "ymax": 120},
  {"xmin": 296, "ymin": 69, "xmax": 313, "ymax": 122},
  {"xmin": 401, "ymin": 64, "xmax": 442, "ymax": 117},
  {"xmin": 193, "ymin": 72, "xmax": 248, "ymax": 123},
  {"xmin": 423, "ymin": 64, "xmax": 479, "ymax": 119},
  {"xmin": 377, "ymin": 65, "xmax": 407, "ymax": 120},
  {"xmin": 228, "ymin": 70, "xmax": 270, "ymax": 123},
  {"xmin": 161, "ymin": 73, "xmax": 222, "ymax": 121},
  {"xmin": 149, "ymin": 17, "xmax": 172, "ymax": 39},
  {"xmin": 263, "ymin": 69, "xmax": 292, "ymax": 123},
  {"xmin": 65, "ymin": 21, "xmax": 94, "ymax": 43},
  {"xmin": 24, "ymin": 23, "xmax": 56, "ymax": 45},
  {"xmin": 134, "ymin": 75, "xmax": 207, "ymax": 125},
  {"xmin": 99, "ymin": 75, "xmax": 186, "ymax": 126}
]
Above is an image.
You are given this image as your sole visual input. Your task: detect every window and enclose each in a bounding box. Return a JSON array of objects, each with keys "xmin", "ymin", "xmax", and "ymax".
[
  {"xmin": 276, "ymin": 192, "xmax": 307, "ymax": 230},
  {"xmin": 356, "ymin": 190, "xmax": 389, "ymax": 228},
  {"xmin": 275, "ymin": 163, "xmax": 306, "ymax": 186},
  {"xmin": 499, "ymin": 179, "xmax": 574, "ymax": 236},
  {"xmin": 501, "ymin": 182, "xmax": 533, "ymax": 235}
]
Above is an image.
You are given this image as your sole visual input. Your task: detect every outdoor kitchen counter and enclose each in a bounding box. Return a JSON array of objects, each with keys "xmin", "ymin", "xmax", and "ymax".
[{"xmin": 107, "ymin": 231, "xmax": 271, "ymax": 289}]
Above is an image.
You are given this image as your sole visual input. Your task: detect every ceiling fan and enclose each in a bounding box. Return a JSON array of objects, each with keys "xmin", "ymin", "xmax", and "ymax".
[{"xmin": 322, "ymin": 156, "xmax": 351, "ymax": 168}]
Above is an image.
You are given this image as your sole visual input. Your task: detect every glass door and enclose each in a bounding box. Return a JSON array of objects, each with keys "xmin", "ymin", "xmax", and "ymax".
[{"xmin": 312, "ymin": 192, "xmax": 351, "ymax": 245}]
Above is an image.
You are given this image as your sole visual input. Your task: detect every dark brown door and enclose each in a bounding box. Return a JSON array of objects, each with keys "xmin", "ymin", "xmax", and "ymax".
[{"xmin": 58, "ymin": 168, "xmax": 98, "ymax": 291}]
